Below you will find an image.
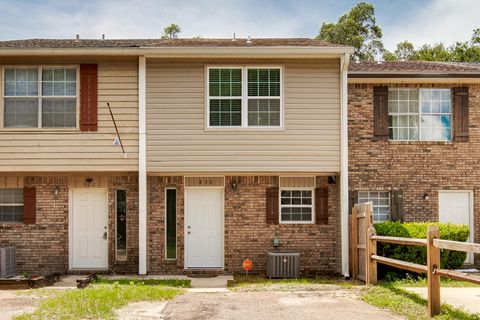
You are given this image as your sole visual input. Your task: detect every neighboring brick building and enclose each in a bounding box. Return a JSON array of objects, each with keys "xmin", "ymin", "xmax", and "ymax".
[{"xmin": 348, "ymin": 61, "xmax": 480, "ymax": 265}]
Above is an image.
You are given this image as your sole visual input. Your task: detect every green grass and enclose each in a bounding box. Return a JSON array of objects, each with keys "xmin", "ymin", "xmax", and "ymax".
[
  {"xmin": 93, "ymin": 277, "xmax": 191, "ymax": 288},
  {"xmin": 14, "ymin": 283, "xmax": 183, "ymax": 320},
  {"xmin": 389, "ymin": 275, "xmax": 480, "ymax": 288},
  {"xmin": 362, "ymin": 283, "xmax": 480, "ymax": 320},
  {"xmin": 228, "ymin": 274, "xmax": 360, "ymax": 289}
]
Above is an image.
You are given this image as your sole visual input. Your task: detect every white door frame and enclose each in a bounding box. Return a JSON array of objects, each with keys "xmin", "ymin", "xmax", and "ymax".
[
  {"xmin": 184, "ymin": 186, "xmax": 225, "ymax": 269},
  {"xmin": 68, "ymin": 188, "xmax": 109, "ymax": 270},
  {"xmin": 438, "ymin": 190, "xmax": 474, "ymax": 263}
]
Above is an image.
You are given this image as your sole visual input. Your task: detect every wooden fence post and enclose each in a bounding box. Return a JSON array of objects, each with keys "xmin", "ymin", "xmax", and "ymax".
[
  {"xmin": 427, "ymin": 225, "xmax": 441, "ymax": 317},
  {"xmin": 351, "ymin": 207, "xmax": 358, "ymax": 280},
  {"xmin": 366, "ymin": 225, "xmax": 377, "ymax": 285}
]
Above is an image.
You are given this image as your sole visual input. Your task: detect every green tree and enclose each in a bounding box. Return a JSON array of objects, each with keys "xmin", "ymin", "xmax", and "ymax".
[
  {"xmin": 450, "ymin": 41, "xmax": 480, "ymax": 62},
  {"xmin": 383, "ymin": 41, "xmax": 417, "ymax": 61},
  {"xmin": 316, "ymin": 2, "xmax": 383, "ymax": 61},
  {"xmin": 385, "ymin": 28, "xmax": 480, "ymax": 62},
  {"xmin": 382, "ymin": 50, "xmax": 397, "ymax": 61},
  {"xmin": 161, "ymin": 23, "xmax": 181, "ymax": 39},
  {"xmin": 415, "ymin": 43, "xmax": 453, "ymax": 61},
  {"xmin": 471, "ymin": 28, "xmax": 480, "ymax": 45},
  {"xmin": 394, "ymin": 41, "xmax": 417, "ymax": 61}
]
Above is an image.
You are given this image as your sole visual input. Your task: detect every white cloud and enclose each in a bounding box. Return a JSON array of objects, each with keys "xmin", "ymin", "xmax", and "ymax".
[
  {"xmin": 0, "ymin": 0, "xmax": 340, "ymax": 40},
  {"xmin": 383, "ymin": 0, "xmax": 480, "ymax": 50}
]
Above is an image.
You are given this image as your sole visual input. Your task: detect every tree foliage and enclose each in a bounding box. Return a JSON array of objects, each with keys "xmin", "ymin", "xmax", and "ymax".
[
  {"xmin": 383, "ymin": 29, "xmax": 480, "ymax": 62},
  {"xmin": 161, "ymin": 23, "xmax": 181, "ymax": 39},
  {"xmin": 316, "ymin": 2, "xmax": 383, "ymax": 61}
]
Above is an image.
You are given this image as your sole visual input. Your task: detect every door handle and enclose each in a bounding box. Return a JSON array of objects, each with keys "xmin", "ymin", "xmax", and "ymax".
[
  {"xmin": 103, "ymin": 232, "xmax": 108, "ymax": 240},
  {"xmin": 187, "ymin": 231, "xmax": 191, "ymax": 234}
]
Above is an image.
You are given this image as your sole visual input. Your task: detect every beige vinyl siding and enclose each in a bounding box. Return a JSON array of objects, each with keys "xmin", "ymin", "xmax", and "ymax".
[
  {"xmin": 146, "ymin": 58, "xmax": 340, "ymax": 173},
  {"xmin": 0, "ymin": 57, "xmax": 138, "ymax": 172}
]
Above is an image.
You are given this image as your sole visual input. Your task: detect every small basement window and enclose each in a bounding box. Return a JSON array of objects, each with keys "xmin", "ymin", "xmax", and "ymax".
[
  {"xmin": 280, "ymin": 189, "xmax": 314, "ymax": 223},
  {"xmin": 115, "ymin": 190, "xmax": 127, "ymax": 260},
  {"xmin": 0, "ymin": 189, "xmax": 23, "ymax": 223}
]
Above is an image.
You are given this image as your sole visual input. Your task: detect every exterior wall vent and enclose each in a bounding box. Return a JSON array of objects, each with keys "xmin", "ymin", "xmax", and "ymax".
[
  {"xmin": 0, "ymin": 246, "xmax": 16, "ymax": 278},
  {"xmin": 266, "ymin": 252, "xmax": 300, "ymax": 278}
]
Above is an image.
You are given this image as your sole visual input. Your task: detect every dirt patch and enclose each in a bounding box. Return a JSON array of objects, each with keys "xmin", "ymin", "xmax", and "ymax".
[
  {"xmin": 138, "ymin": 285, "xmax": 404, "ymax": 320},
  {"xmin": 161, "ymin": 290, "xmax": 402, "ymax": 320},
  {"xmin": 116, "ymin": 301, "xmax": 168, "ymax": 320},
  {"xmin": 0, "ymin": 291, "xmax": 42, "ymax": 320}
]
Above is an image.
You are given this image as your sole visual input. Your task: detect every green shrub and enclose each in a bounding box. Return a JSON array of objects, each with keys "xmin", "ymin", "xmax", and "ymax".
[{"xmin": 375, "ymin": 221, "xmax": 469, "ymax": 271}]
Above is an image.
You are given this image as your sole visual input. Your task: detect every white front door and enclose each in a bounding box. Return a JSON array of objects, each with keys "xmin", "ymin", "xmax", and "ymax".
[
  {"xmin": 438, "ymin": 191, "xmax": 474, "ymax": 264},
  {"xmin": 71, "ymin": 189, "xmax": 108, "ymax": 269},
  {"xmin": 185, "ymin": 188, "xmax": 223, "ymax": 268}
]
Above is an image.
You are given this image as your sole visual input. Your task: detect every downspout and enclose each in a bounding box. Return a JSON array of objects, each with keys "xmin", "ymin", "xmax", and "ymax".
[
  {"xmin": 138, "ymin": 56, "xmax": 147, "ymax": 275},
  {"xmin": 340, "ymin": 54, "xmax": 350, "ymax": 277}
]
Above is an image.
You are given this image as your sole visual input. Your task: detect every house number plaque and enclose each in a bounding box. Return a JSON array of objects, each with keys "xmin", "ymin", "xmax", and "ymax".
[{"xmin": 185, "ymin": 176, "xmax": 225, "ymax": 187}]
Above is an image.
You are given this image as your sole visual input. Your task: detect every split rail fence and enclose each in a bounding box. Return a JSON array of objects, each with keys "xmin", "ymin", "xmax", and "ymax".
[{"xmin": 350, "ymin": 202, "xmax": 480, "ymax": 318}]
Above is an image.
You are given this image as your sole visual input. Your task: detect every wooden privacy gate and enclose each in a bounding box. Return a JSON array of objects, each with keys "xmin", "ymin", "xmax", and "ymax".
[{"xmin": 349, "ymin": 202, "xmax": 373, "ymax": 280}]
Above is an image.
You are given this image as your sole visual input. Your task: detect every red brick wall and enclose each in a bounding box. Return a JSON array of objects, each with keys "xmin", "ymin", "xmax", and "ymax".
[
  {"xmin": 108, "ymin": 176, "xmax": 139, "ymax": 274},
  {"xmin": 0, "ymin": 176, "xmax": 70, "ymax": 275},
  {"xmin": 348, "ymin": 83, "xmax": 480, "ymax": 248},
  {"xmin": 224, "ymin": 176, "xmax": 339, "ymax": 274},
  {"xmin": 147, "ymin": 176, "xmax": 185, "ymax": 273},
  {"xmin": 146, "ymin": 175, "xmax": 340, "ymax": 275},
  {"xmin": 0, "ymin": 175, "xmax": 139, "ymax": 275}
]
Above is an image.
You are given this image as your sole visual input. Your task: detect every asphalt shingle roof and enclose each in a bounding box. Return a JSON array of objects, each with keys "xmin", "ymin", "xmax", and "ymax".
[
  {"xmin": 349, "ymin": 61, "xmax": 480, "ymax": 75},
  {"xmin": 0, "ymin": 38, "xmax": 347, "ymax": 48}
]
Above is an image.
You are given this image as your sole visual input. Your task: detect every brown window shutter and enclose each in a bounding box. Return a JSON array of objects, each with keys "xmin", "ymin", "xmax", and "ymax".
[
  {"xmin": 315, "ymin": 186, "xmax": 329, "ymax": 224},
  {"xmin": 266, "ymin": 187, "xmax": 279, "ymax": 224},
  {"xmin": 453, "ymin": 87, "xmax": 469, "ymax": 142},
  {"xmin": 349, "ymin": 190, "xmax": 358, "ymax": 214},
  {"xmin": 23, "ymin": 187, "xmax": 36, "ymax": 224},
  {"xmin": 80, "ymin": 64, "xmax": 98, "ymax": 132},
  {"xmin": 373, "ymin": 86, "xmax": 389, "ymax": 141},
  {"xmin": 390, "ymin": 190, "xmax": 403, "ymax": 222}
]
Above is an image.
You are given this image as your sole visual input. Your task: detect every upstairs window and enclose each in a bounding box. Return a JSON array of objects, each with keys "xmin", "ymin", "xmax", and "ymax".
[
  {"xmin": 208, "ymin": 68, "xmax": 242, "ymax": 127},
  {"xmin": 388, "ymin": 88, "xmax": 451, "ymax": 141},
  {"xmin": 4, "ymin": 67, "xmax": 77, "ymax": 129},
  {"xmin": 207, "ymin": 66, "xmax": 282, "ymax": 128}
]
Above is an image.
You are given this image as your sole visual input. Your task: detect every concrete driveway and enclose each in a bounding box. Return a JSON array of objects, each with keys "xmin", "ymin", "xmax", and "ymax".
[
  {"xmin": 0, "ymin": 290, "xmax": 40, "ymax": 320},
  {"xmin": 406, "ymin": 287, "xmax": 480, "ymax": 315},
  {"xmin": 117, "ymin": 285, "xmax": 403, "ymax": 320}
]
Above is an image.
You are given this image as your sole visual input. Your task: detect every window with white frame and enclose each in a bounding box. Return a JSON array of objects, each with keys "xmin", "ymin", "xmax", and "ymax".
[
  {"xmin": 207, "ymin": 66, "xmax": 282, "ymax": 128},
  {"xmin": 388, "ymin": 88, "xmax": 451, "ymax": 141},
  {"xmin": 0, "ymin": 189, "xmax": 23, "ymax": 223},
  {"xmin": 4, "ymin": 67, "xmax": 77, "ymax": 128},
  {"xmin": 280, "ymin": 189, "xmax": 314, "ymax": 223},
  {"xmin": 358, "ymin": 191, "xmax": 390, "ymax": 222}
]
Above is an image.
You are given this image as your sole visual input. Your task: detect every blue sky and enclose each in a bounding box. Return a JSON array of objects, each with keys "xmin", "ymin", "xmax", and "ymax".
[{"xmin": 0, "ymin": 0, "xmax": 478, "ymax": 50}]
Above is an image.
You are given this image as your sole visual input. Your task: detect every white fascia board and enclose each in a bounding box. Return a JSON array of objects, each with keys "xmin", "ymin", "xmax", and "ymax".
[{"xmin": 0, "ymin": 46, "xmax": 354, "ymax": 57}]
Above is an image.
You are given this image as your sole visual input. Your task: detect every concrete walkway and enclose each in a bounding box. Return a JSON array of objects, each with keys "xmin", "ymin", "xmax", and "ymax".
[{"xmin": 406, "ymin": 287, "xmax": 480, "ymax": 314}]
